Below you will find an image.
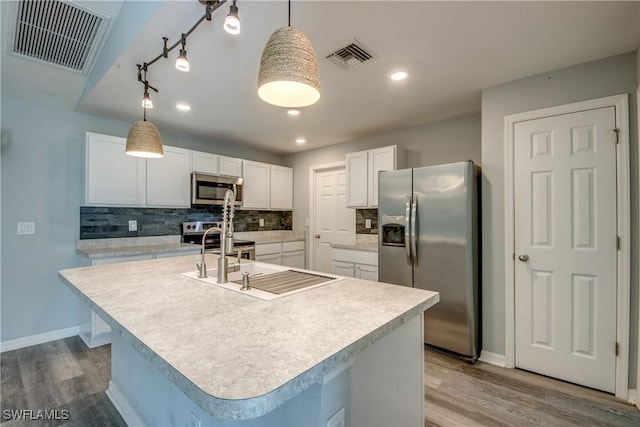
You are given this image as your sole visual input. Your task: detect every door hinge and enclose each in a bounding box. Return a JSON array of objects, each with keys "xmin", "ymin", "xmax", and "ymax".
[
  {"xmin": 614, "ymin": 128, "xmax": 620, "ymax": 144},
  {"xmin": 615, "ymin": 342, "xmax": 619, "ymax": 356},
  {"xmin": 616, "ymin": 236, "xmax": 620, "ymax": 250}
]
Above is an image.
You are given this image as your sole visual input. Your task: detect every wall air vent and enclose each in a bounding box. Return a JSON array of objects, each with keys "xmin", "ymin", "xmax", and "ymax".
[
  {"xmin": 11, "ymin": 0, "xmax": 109, "ymax": 74},
  {"xmin": 326, "ymin": 40, "xmax": 375, "ymax": 70}
]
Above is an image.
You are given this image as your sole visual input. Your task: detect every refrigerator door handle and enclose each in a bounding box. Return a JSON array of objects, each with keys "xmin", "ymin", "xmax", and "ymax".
[
  {"xmin": 411, "ymin": 196, "xmax": 418, "ymax": 266},
  {"xmin": 405, "ymin": 196, "xmax": 412, "ymax": 264}
]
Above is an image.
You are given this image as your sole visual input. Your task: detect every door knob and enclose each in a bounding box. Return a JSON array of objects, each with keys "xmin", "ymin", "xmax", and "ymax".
[
  {"xmin": 518, "ymin": 254, "xmax": 529, "ymax": 262},
  {"xmin": 315, "ymin": 234, "xmax": 321, "ymax": 239}
]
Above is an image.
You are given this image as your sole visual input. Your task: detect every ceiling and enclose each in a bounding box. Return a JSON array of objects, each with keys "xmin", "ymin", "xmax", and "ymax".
[{"xmin": 2, "ymin": 1, "xmax": 639, "ymax": 154}]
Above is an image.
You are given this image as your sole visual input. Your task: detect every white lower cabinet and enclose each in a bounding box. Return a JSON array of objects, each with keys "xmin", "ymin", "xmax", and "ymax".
[
  {"xmin": 80, "ymin": 250, "xmax": 199, "ymax": 348},
  {"xmin": 332, "ymin": 247, "xmax": 378, "ymax": 280},
  {"xmin": 255, "ymin": 240, "xmax": 305, "ymax": 269}
]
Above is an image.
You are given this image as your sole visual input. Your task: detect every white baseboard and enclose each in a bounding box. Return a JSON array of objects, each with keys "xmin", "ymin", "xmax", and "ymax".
[
  {"xmin": 479, "ymin": 350, "xmax": 507, "ymax": 367},
  {"xmin": 107, "ymin": 380, "xmax": 147, "ymax": 427},
  {"xmin": 0, "ymin": 326, "xmax": 80, "ymax": 353},
  {"xmin": 627, "ymin": 388, "xmax": 637, "ymax": 405}
]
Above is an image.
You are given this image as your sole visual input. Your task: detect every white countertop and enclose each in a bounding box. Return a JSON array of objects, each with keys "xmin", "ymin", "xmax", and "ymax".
[
  {"xmin": 58, "ymin": 255, "xmax": 437, "ymax": 419},
  {"xmin": 330, "ymin": 234, "xmax": 378, "ymax": 252}
]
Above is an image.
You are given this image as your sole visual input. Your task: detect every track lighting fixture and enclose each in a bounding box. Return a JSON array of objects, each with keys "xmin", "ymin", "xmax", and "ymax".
[
  {"xmin": 175, "ymin": 34, "xmax": 190, "ymax": 72},
  {"xmin": 224, "ymin": 1, "xmax": 240, "ymax": 35},
  {"xmin": 128, "ymin": 0, "xmax": 240, "ymax": 158}
]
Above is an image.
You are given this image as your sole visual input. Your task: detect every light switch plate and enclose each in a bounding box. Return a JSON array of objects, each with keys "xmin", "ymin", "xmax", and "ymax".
[
  {"xmin": 259, "ymin": 218, "xmax": 264, "ymax": 227},
  {"xmin": 128, "ymin": 220, "xmax": 137, "ymax": 231},
  {"xmin": 365, "ymin": 219, "xmax": 372, "ymax": 229},
  {"xmin": 17, "ymin": 222, "xmax": 35, "ymax": 235}
]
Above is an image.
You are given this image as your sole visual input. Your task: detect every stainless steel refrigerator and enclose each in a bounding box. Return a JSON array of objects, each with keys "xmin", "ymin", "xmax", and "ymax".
[{"xmin": 378, "ymin": 161, "xmax": 480, "ymax": 361}]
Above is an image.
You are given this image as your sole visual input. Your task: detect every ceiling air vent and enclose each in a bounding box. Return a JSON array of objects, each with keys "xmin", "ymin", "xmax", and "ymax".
[
  {"xmin": 326, "ymin": 40, "xmax": 375, "ymax": 70},
  {"xmin": 11, "ymin": 0, "xmax": 109, "ymax": 74}
]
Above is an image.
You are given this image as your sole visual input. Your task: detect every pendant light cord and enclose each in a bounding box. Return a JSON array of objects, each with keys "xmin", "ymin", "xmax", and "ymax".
[{"xmin": 288, "ymin": 0, "xmax": 291, "ymax": 26}]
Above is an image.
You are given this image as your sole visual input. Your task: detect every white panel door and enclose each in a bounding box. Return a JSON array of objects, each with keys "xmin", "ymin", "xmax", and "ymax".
[
  {"xmin": 514, "ymin": 107, "xmax": 617, "ymax": 393},
  {"xmin": 314, "ymin": 167, "xmax": 355, "ymax": 273}
]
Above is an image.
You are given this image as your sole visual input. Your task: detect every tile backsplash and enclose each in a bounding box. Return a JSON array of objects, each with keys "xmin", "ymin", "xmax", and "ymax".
[
  {"xmin": 80, "ymin": 206, "xmax": 292, "ymax": 239},
  {"xmin": 356, "ymin": 209, "xmax": 378, "ymax": 235}
]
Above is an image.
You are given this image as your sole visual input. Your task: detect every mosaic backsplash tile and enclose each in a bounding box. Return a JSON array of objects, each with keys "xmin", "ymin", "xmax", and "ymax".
[
  {"xmin": 356, "ymin": 209, "xmax": 378, "ymax": 235},
  {"xmin": 80, "ymin": 206, "xmax": 292, "ymax": 239}
]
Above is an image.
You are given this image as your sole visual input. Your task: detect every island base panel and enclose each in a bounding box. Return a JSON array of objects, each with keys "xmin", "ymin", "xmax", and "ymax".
[{"xmin": 107, "ymin": 313, "xmax": 425, "ymax": 426}]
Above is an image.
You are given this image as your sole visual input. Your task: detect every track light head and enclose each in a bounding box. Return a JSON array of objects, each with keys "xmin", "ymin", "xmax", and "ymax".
[{"xmin": 224, "ymin": 2, "xmax": 240, "ymax": 35}]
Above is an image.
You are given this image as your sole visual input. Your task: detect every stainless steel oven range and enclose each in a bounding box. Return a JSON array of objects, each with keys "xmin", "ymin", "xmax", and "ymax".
[{"xmin": 181, "ymin": 221, "xmax": 255, "ymax": 260}]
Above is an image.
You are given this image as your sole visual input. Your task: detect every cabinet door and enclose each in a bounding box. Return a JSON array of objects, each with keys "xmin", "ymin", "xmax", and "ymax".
[
  {"xmin": 357, "ymin": 264, "xmax": 379, "ymax": 281},
  {"xmin": 270, "ymin": 165, "xmax": 293, "ymax": 210},
  {"xmin": 282, "ymin": 251, "xmax": 305, "ymax": 269},
  {"xmin": 191, "ymin": 151, "xmax": 219, "ymax": 175},
  {"xmin": 368, "ymin": 146, "xmax": 396, "ymax": 207},
  {"xmin": 256, "ymin": 253, "xmax": 282, "ymax": 265},
  {"xmin": 85, "ymin": 132, "xmax": 145, "ymax": 206},
  {"xmin": 242, "ymin": 160, "xmax": 271, "ymax": 209},
  {"xmin": 146, "ymin": 145, "xmax": 191, "ymax": 207},
  {"xmin": 333, "ymin": 261, "xmax": 355, "ymax": 277},
  {"xmin": 219, "ymin": 156, "xmax": 243, "ymax": 177},
  {"xmin": 346, "ymin": 151, "xmax": 368, "ymax": 207}
]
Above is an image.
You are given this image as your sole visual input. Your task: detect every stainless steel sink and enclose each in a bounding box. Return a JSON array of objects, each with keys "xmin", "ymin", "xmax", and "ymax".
[{"xmin": 183, "ymin": 263, "xmax": 342, "ymax": 300}]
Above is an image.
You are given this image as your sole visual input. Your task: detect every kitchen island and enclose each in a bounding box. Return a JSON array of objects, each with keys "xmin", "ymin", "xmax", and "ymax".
[{"xmin": 59, "ymin": 254, "xmax": 438, "ymax": 426}]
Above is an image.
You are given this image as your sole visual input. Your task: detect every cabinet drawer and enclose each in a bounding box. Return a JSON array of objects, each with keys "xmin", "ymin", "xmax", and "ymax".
[
  {"xmin": 332, "ymin": 248, "xmax": 378, "ymax": 266},
  {"xmin": 282, "ymin": 240, "xmax": 304, "ymax": 252},
  {"xmin": 255, "ymin": 242, "xmax": 282, "ymax": 255}
]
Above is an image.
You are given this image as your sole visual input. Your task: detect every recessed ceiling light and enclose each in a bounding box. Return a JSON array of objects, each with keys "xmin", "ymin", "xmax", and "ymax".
[
  {"xmin": 390, "ymin": 71, "xmax": 408, "ymax": 81},
  {"xmin": 287, "ymin": 109, "xmax": 300, "ymax": 116},
  {"xmin": 296, "ymin": 137, "xmax": 306, "ymax": 144},
  {"xmin": 176, "ymin": 102, "xmax": 191, "ymax": 111}
]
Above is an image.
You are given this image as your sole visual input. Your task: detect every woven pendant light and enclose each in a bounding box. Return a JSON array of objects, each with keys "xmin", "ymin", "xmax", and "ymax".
[
  {"xmin": 126, "ymin": 120, "xmax": 164, "ymax": 158},
  {"xmin": 257, "ymin": 1, "xmax": 320, "ymax": 108}
]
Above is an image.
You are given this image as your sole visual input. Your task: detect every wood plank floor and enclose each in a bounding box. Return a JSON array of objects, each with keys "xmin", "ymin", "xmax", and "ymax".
[
  {"xmin": 425, "ymin": 349, "xmax": 640, "ymax": 427},
  {"xmin": 1, "ymin": 336, "xmax": 639, "ymax": 426}
]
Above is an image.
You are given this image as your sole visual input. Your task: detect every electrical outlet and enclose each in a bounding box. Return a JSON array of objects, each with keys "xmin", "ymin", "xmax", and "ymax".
[
  {"xmin": 365, "ymin": 219, "xmax": 372, "ymax": 229},
  {"xmin": 128, "ymin": 220, "xmax": 137, "ymax": 232},
  {"xmin": 190, "ymin": 412, "xmax": 201, "ymax": 427},
  {"xmin": 327, "ymin": 407, "xmax": 345, "ymax": 427},
  {"xmin": 17, "ymin": 222, "xmax": 35, "ymax": 235},
  {"xmin": 259, "ymin": 218, "xmax": 264, "ymax": 227}
]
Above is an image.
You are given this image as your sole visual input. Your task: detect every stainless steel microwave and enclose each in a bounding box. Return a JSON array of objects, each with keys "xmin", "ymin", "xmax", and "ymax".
[{"xmin": 191, "ymin": 173, "xmax": 243, "ymax": 206}]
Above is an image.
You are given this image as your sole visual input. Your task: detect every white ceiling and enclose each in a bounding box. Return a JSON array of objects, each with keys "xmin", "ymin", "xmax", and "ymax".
[{"xmin": 2, "ymin": 1, "xmax": 639, "ymax": 154}]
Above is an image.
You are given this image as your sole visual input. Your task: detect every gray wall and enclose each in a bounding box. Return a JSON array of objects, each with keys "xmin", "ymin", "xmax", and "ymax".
[
  {"xmin": 0, "ymin": 96, "xmax": 282, "ymax": 343},
  {"xmin": 481, "ymin": 52, "xmax": 638, "ymax": 386},
  {"xmin": 283, "ymin": 113, "xmax": 481, "ymax": 233}
]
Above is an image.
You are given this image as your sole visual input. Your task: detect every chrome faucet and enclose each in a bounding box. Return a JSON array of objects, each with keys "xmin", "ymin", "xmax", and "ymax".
[
  {"xmin": 196, "ymin": 226, "xmax": 221, "ymax": 278},
  {"xmin": 217, "ymin": 189, "xmax": 236, "ymax": 284}
]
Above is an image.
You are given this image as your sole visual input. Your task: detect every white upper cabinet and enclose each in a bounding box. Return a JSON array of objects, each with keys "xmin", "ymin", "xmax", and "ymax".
[
  {"xmin": 270, "ymin": 165, "xmax": 293, "ymax": 210},
  {"xmin": 346, "ymin": 151, "xmax": 368, "ymax": 207},
  {"xmin": 242, "ymin": 160, "xmax": 271, "ymax": 209},
  {"xmin": 219, "ymin": 156, "xmax": 243, "ymax": 177},
  {"xmin": 243, "ymin": 161, "xmax": 293, "ymax": 210},
  {"xmin": 191, "ymin": 151, "xmax": 219, "ymax": 175},
  {"xmin": 85, "ymin": 132, "xmax": 145, "ymax": 206},
  {"xmin": 346, "ymin": 145, "xmax": 403, "ymax": 208},
  {"xmin": 146, "ymin": 145, "xmax": 191, "ymax": 207},
  {"xmin": 368, "ymin": 146, "xmax": 397, "ymax": 207}
]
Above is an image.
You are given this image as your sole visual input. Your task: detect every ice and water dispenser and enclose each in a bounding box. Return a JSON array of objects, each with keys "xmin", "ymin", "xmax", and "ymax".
[{"xmin": 381, "ymin": 215, "xmax": 406, "ymax": 247}]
